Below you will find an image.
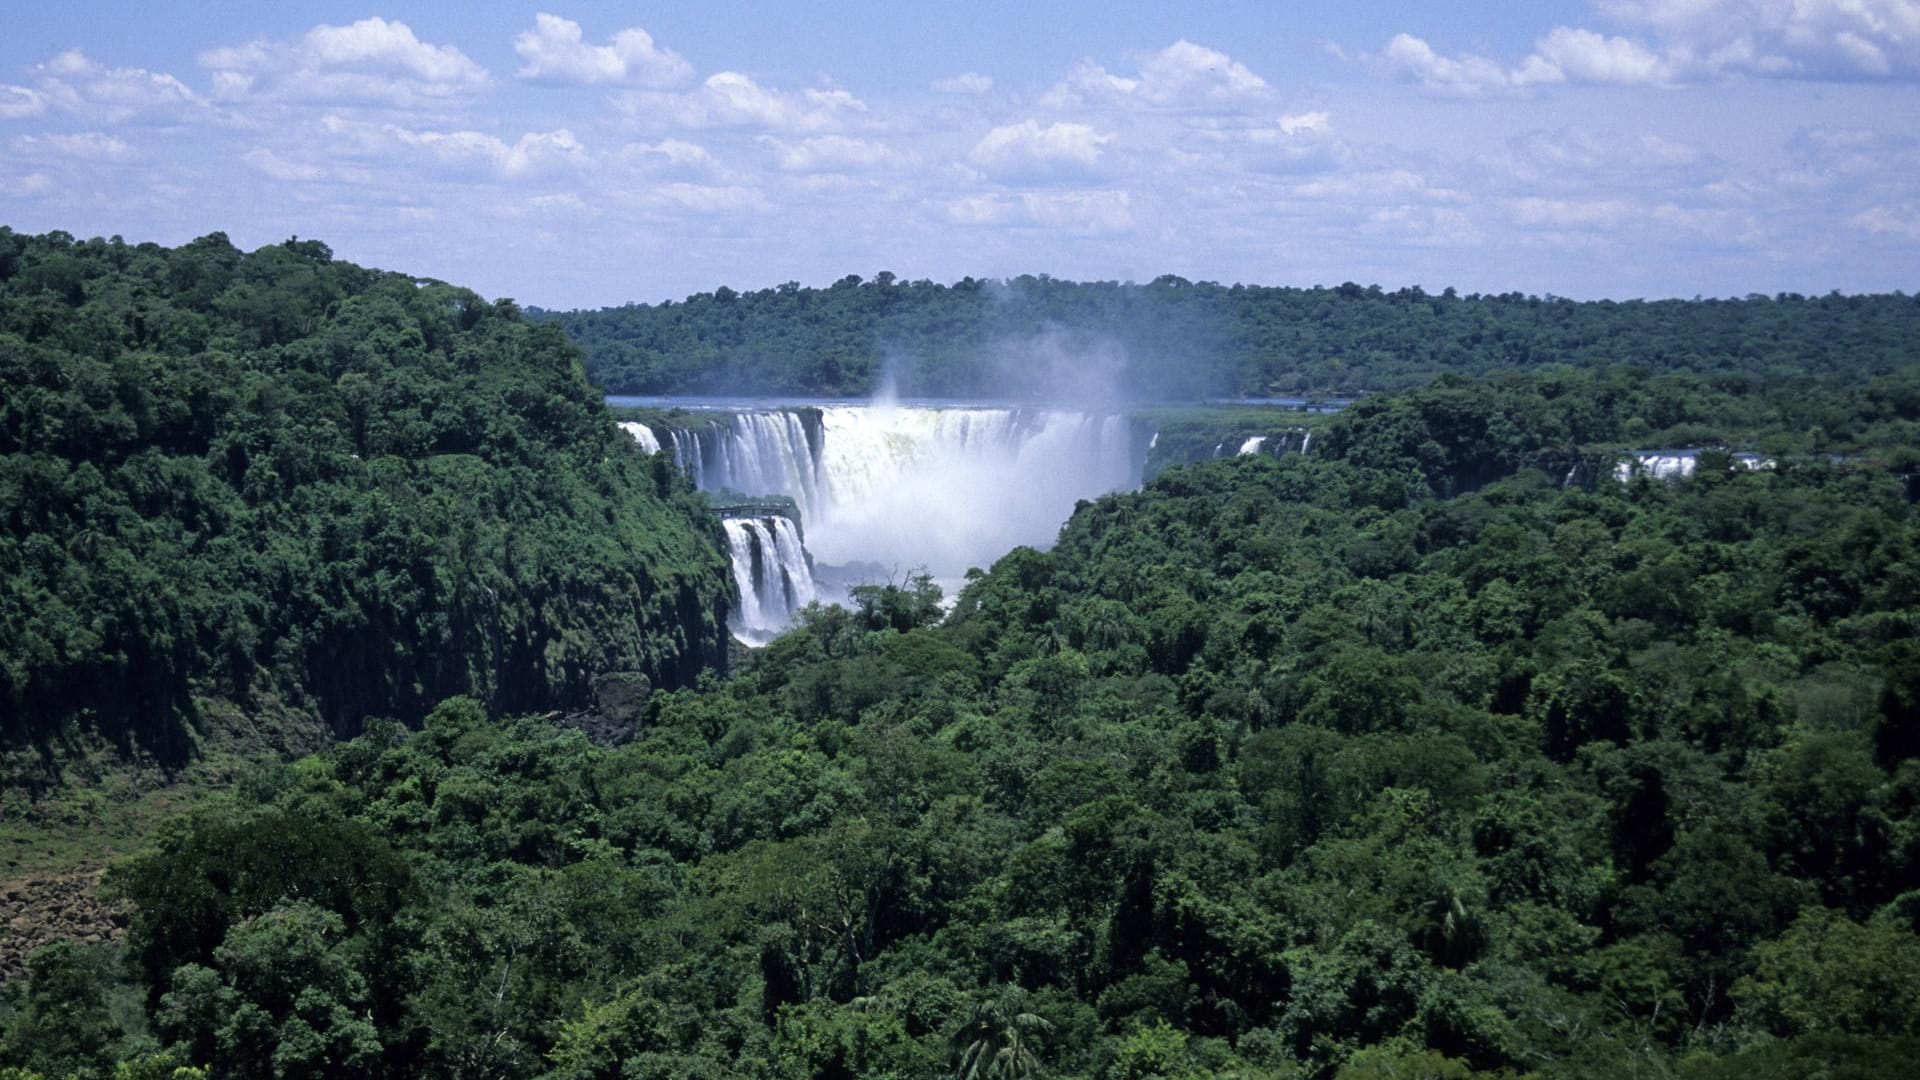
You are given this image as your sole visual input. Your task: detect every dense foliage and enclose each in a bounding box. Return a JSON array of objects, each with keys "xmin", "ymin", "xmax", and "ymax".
[
  {"xmin": 540, "ymin": 275, "xmax": 1920, "ymax": 399},
  {"xmin": 0, "ymin": 228, "xmax": 733, "ymax": 780},
  {"xmin": 8, "ymin": 367, "xmax": 1918, "ymax": 1078}
]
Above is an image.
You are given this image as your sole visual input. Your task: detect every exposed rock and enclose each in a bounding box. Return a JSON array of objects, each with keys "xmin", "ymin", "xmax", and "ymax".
[
  {"xmin": 592, "ymin": 671, "xmax": 651, "ymax": 725},
  {"xmin": 547, "ymin": 671, "xmax": 653, "ymax": 748},
  {"xmin": 0, "ymin": 869, "xmax": 126, "ymax": 984}
]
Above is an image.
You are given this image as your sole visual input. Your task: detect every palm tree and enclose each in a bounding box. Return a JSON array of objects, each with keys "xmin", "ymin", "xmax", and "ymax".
[{"xmin": 951, "ymin": 993, "xmax": 1053, "ymax": 1080}]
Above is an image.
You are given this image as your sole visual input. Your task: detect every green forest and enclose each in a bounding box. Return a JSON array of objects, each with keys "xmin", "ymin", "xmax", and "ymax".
[
  {"xmin": 538, "ymin": 276, "xmax": 1920, "ymax": 400},
  {"xmin": 3, "ymin": 231, "xmax": 1920, "ymax": 1079},
  {"xmin": 0, "ymin": 228, "xmax": 733, "ymax": 787}
]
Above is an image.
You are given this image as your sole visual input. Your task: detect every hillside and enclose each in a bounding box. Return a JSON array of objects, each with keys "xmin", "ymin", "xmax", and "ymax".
[{"xmin": 0, "ymin": 229, "xmax": 734, "ymax": 793}]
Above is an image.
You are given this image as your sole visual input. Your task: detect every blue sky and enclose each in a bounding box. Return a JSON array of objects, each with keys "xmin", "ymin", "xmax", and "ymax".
[{"xmin": 2, "ymin": 2, "xmax": 1916, "ymax": 307}]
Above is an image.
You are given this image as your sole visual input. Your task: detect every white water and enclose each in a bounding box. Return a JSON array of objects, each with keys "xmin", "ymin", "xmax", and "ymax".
[
  {"xmin": 662, "ymin": 406, "xmax": 1143, "ymax": 585},
  {"xmin": 618, "ymin": 421, "xmax": 662, "ymax": 455},
  {"xmin": 1237, "ymin": 436, "xmax": 1267, "ymax": 455},
  {"xmin": 721, "ymin": 516, "xmax": 819, "ymax": 644},
  {"xmin": 1614, "ymin": 450, "xmax": 1772, "ymax": 483}
]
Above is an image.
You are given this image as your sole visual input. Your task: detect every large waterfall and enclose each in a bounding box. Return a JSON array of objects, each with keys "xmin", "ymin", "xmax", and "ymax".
[
  {"xmin": 721, "ymin": 515, "xmax": 818, "ymax": 644},
  {"xmin": 631, "ymin": 405, "xmax": 1146, "ymax": 583}
]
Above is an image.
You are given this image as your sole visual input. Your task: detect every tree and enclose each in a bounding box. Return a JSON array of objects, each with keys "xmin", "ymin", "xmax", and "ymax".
[{"xmin": 952, "ymin": 993, "xmax": 1053, "ymax": 1080}]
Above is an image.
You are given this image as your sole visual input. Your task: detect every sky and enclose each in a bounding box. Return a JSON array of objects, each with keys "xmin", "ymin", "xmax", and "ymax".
[{"xmin": 1, "ymin": 1, "xmax": 1916, "ymax": 308}]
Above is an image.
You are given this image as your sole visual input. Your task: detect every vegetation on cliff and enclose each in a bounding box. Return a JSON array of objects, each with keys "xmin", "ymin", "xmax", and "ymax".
[{"xmin": 0, "ymin": 228, "xmax": 733, "ymax": 788}]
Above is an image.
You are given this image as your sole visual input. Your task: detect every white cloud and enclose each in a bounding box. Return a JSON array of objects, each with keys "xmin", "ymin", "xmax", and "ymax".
[
  {"xmin": 3, "ymin": 171, "xmax": 54, "ymax": 196},
  {"xmin": 321, "ymin": 115, "xmax": 589, "ymax": 177},
  {"xmin": 10, "ymin": 131, "xmax": 133, "ymax": 160},
  {"xmin": 1523, "ymin": 27, "xmax": 1674, "ymax": 85},
  {"xmin": 1379, "ymin": 33, "xmax": 1522, "ymax": 94},
  {"xmin": 1850, "ymin": 204, "xmax": 1920, "ymax": 240},
  {"xmin": 200, "ymin": 17, "xmax": 488, "ymax": 104},
  {"xmin": 28, "ymin": 50, "xmax": 207, "ymax": 122},
  {"xmin": 1599, "ymin": 0, "xmax": 1920, "ymax": 77},
  {"xmin": 932, "ymin": 72, "xmax": 993, "ymax": 95},
  {"xmin": 970, "ymin": 119, "xmax": 1113, "ymax": 174},
  {"xmin": 1292, "ymin": 169, "xmax": 1458, "ymax": 202},
  {"xmin": 1278, "ymin": 111, "xmax": 1332, "ymax": 136},
  {"xmin": 243, "ymin": 147, "xmax": 325, "ymax": 181},
  {"xmin": 621, "ymin": 138, "xmax": 719, "ymax": 175},
  {"xmin": 0, "ymin": 84, "xmax": 46, "ymax": 119},
  {"xmin": 1043, "ymin": 40, "xmax": 1270, "ymax": 110},
  {"xmin": 622, "ymin": 72, "xmax": 866, "ymax": 131},
  {"xmin": 1377, "ymin": 1, "xmax": 1920, "ymax": 93},
  {"xmin": 766, "ymin": 134, "xmax": 906, "ymax": 172},
  {"xmin": 514, "ymin": 13, "xmax": 692, "ymax": 87}
]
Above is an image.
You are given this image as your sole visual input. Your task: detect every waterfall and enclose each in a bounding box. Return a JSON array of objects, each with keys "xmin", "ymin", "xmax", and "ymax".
[
  {"xmin": 1615, "ymin": 450, "xmax": 1774, "ymax": 483},
  {"xmin": 618, "ymin": 421, "xmax": 662, "ymax": 454},
  {"xmin": 767, "ymin": 517, "xmax": 816, "ymax": 612},
  {"xmin": 721, "ymin": 515, "xmax": 819, "ymax": 644},
  {"xmin": 1237, "ymin": 436, "xmax": 1267, "ymax": 455},
  {"xmin": 644, "ymin": 406, "xmax": 1142, "ymax": 582},
  {"xmin": 1299, "ymin": 430, "xmax": 1310, "ymax": 455}
]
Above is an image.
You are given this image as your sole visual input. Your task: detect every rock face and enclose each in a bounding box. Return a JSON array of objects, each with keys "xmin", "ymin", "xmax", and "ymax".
[
  {"xmin": 550, "ymin": 671, "xmax": 653, "ymax": 748},
  {"xmin": 593, "ymin": 671, "xmax": 651, "ymax": 725},
  {"xmin": 0, "ymin": 870, "xmax": 126, "ymax": 984}
]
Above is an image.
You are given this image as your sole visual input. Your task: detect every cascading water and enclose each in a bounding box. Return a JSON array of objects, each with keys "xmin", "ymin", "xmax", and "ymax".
[
  {"xmin": 721, "ymin": 515, "xmax": 819, "ymax": 644},
  {"xmin": 622, "ymin": 403, "xmax": 1345, "ymax": 642},
  {"xmin": 657, "ymin": 406, "xmax": 1145, "ymax": 585},
  {"xmin": 618, "ymin": 421, "xmax": 662, "ymax": 455}
]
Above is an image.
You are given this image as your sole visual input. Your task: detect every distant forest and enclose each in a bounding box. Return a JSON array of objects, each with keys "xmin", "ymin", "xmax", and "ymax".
[{"xmin": 537, "ymin": 276, "xmax": 1920, "ymax": 399}]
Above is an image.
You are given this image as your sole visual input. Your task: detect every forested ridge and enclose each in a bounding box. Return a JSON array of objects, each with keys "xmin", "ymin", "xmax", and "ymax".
[
  {"xmin": 539, "ymin": 275, "xmax": 1920, "ymax": 399},
  {"xmin": 6, "ymin": 358, "xmax": 1918, "ymax": 1077},
  {"xmin": 0, "ymin": 228, "xmax": 733, "ymax": 786}
]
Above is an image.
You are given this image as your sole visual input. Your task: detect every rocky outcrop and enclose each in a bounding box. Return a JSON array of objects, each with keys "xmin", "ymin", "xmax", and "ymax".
[{"xmin": 0, "ymin": 870, "xmax": 126, "ymax": 984}]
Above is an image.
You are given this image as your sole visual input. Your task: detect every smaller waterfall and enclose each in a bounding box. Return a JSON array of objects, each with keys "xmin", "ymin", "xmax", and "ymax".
[
  {"xmin": 618, "ymin": 421, "xmax": 662, "ymax": 454},
  {"xmin": 1299, "ymin": 430, "xmax": 1311, "ymax": 455},
  {"xmin": 1615, "ymin": 450, "xmax": 1774, "ymax": 483},
  {"xmin": 721, "ymin": 515, "xmax": 820, "ymax": 644}
]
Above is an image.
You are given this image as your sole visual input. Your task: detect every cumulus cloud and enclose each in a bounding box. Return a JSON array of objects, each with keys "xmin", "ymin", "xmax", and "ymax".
[
  {"xmin": 1381, "ymin": 29, "xmax": 1672, "ymax": 93},
  {"xmin": 970, "ymin": 119, "xmax": 1113, "ymax": 176},
  {"xmin": 932, "ymin": 72, "xmax": 994, "ymax": 95},
  {"xmin": 1599, "ymin": 0, "xmax": 1920, "ymax": 78},
  {"xmin": 514, "ymin": 13, "xmax": 692, "ymax": 87},
  {"xmin": 1043, "ymin": 39, "xmax": 1270, "ymax": 110},
  {"xmin": 621, "ymin": 72, "xmax": 866, "ymax": 131},
  {"xmin": 1523, "ymin": 27, "xmax": 1674, "ymax": 85},
  {"xmin": 10, "ymin": 131, "xmax": 134, "ymax": 160},
  {"xmin": 1376, "ymin": 0, "xmax": 1920, "ymax": 93},
  {"xmin": 200, "ymin": 17, "xmax": 488, "ymax": 104},
  {"xmin": 321, "ymin": 115, "xmax": 589, "ymax": 177},
  {"xmin": 27, "ymin": 50, "xmax": 207, "ymax": 122}
]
